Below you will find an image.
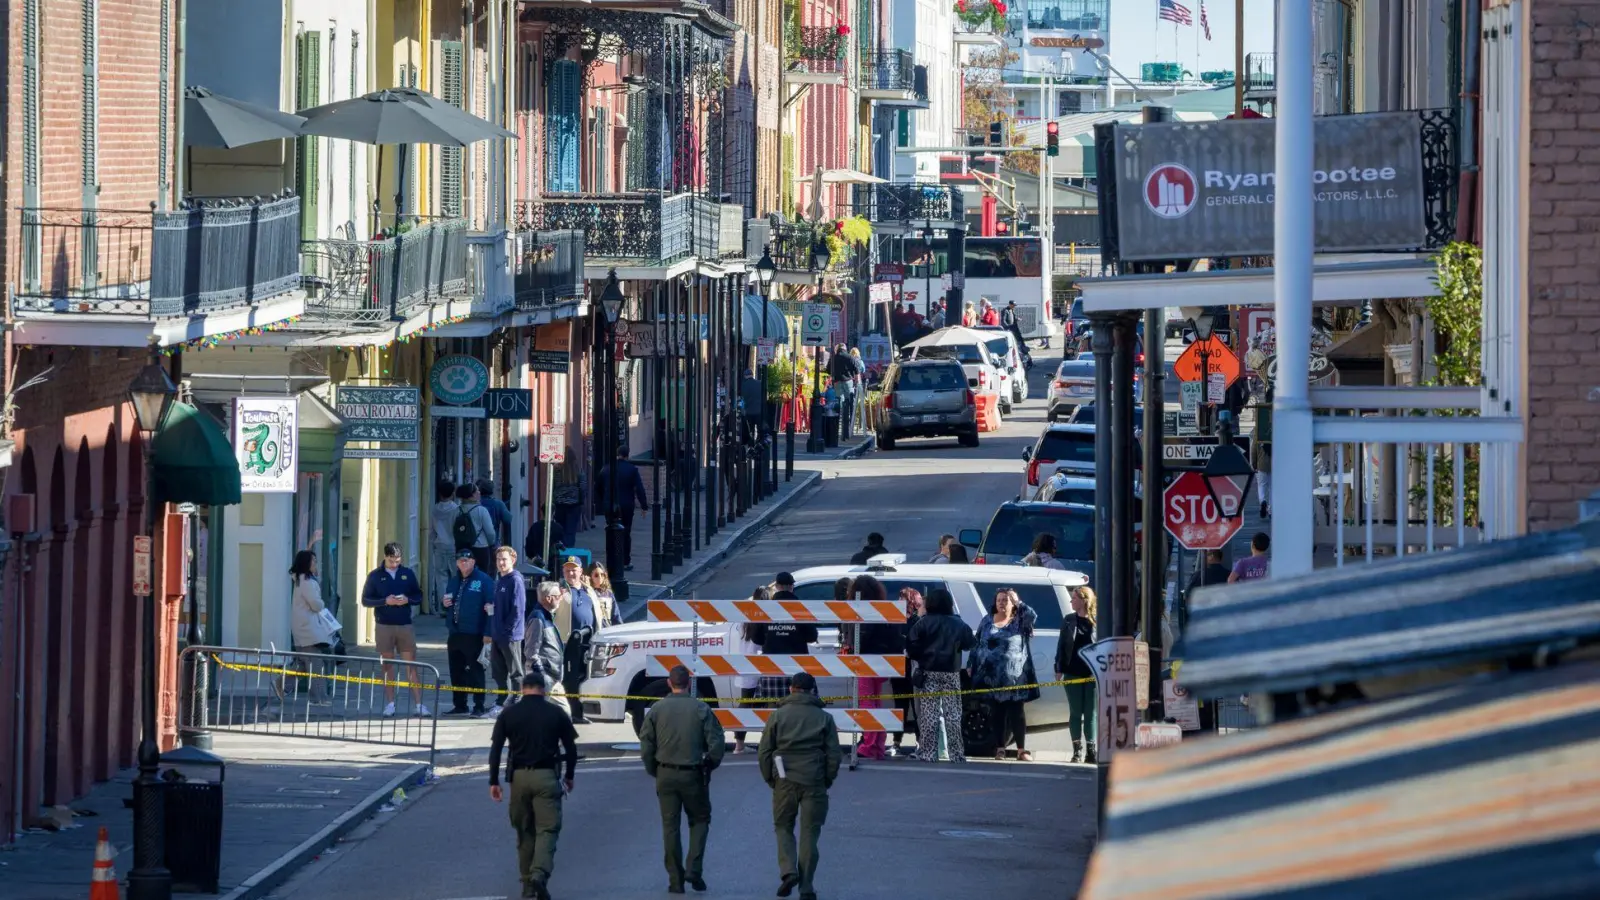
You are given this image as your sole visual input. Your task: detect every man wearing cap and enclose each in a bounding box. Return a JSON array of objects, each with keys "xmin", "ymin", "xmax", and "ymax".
[
  {"xmin": 639, "ymin": 665, "xmax": 726, "ymax": 893},
  {"xmin": 442, "ymin": 548, "xmax": 495, "ymax": 716},
  {"xmin": 754, "ymin": 573, "xmax": 817, "ymax": 701},
  {"xmin": 559, "ymin": 558, "xmax": 599, "ymax": 721},
  {"xmin": 758, "ymin": 673, "xmax": 842, "ymax": 900},
  {"xmin": 489, "ymin": 672, "xmax": 578, "ymax": 900}
]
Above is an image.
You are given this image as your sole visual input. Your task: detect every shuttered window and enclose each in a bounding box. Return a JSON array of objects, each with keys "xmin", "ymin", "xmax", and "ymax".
[
  {"xmin": 295, "ymin": 32, "xmax": 323, "ymax": 240},
  {"xmin": 439, "ymin": 41, "xmax": 465, "ymax": 217},
  {"xmin": 349, "ymin": 31, "xmax": 359, "ymax": 231},
  {"xmin": 545, "ymin": 59, "xmax": 580, "ymax": 192},
  {"xmin": 81, "ymin": 0, "xmax": 98, "ymax": 192},
  {"xmin": 593, "ymin": 106, "xmax": 610, "ymax": 193}
]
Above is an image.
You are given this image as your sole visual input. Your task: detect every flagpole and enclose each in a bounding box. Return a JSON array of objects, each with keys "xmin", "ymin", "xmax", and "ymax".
[{"xmin": 1234, "ymin": 0, "xmax": 1245, "ymax": 115}]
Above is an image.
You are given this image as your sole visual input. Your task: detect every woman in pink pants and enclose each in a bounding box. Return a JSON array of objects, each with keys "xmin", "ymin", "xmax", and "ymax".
[{"xmin": 848, "ymin": 575, "xmax": 897, "ymax": 759}]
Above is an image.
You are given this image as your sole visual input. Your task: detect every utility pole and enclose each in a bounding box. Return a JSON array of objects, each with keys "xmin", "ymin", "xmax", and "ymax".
[
  {"xmin": 1039, "ymin": 79, "xmax": 1054, "ymax": 323},
  {"xmin": 1234, "ymin": 0, "xmax": 1246, "ymax": 116}
]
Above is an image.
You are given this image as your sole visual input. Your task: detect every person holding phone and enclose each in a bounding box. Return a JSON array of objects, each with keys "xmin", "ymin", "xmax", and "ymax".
[{"xmin": 360, "ymin": 542, "xmax": 426, "ymax": 717}]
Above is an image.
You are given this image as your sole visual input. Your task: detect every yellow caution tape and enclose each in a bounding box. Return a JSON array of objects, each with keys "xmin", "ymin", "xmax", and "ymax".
[{"xmin": 206, "ymin": 654, "xmax": 1094, "ymax": 705}]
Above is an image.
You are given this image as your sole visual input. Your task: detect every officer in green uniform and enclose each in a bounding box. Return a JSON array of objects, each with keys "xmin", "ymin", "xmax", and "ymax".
[
  {"xmin": 758, "ymin": 672, "xmax": 842, "ymax": 900},
  {"xmin": 489, "ymin": 672, "xmax": 578, "ymax": 900},
  {"xmin": 638, "ymin": 664, "xmax": 726, "ymax": 893}
]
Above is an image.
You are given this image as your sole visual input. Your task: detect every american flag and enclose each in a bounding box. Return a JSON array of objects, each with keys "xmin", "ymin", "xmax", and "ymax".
[
  {"xmin": 1159, "ymin": 0, "xmax": 1193, "ymax": 26},
  {"xmin": 1200, "ymin": 0, "xmax": 1212, "ymax": 39}
]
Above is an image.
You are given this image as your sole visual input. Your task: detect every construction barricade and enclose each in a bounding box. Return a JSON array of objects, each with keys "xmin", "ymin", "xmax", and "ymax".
[{"xmin": 975, "ymin": 391, "xmax": 1002, "ymax": 432}]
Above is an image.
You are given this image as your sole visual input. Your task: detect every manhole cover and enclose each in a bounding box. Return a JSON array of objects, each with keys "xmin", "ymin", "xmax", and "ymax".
[
  {"xmin": 939, "ymin": 830, "xmax": 1012, "ymax": 840},
  {"xmin": 230, "ymin": 802, "xmax": 326, "ymax": 810},
  {"xmin": 610, "ymin": 742, "xmax": 641, "ymax": 752}
]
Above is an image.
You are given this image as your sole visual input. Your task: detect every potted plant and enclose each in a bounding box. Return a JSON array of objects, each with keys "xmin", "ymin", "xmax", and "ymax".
[
  {"xmin": 954, "ymin": 0, "xmax": 1008, "ymax": 33},
  {"xmin": 821, "ymin": 215, "xmax": 872, "ymax": 268}
]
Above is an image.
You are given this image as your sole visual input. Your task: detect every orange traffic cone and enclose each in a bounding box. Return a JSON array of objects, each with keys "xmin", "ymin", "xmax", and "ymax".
[{"xmin": 90, "ymin": 826, "xmax": 119, "ymax": 900}]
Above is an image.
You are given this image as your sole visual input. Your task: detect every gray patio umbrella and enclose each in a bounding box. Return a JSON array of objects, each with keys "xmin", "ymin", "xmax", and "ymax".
[{"xmin": 184, "ymin": 85, "xmax": 306, "ymax": 148}]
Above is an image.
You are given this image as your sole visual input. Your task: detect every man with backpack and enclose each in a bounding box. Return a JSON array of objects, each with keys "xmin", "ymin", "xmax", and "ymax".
[{"xmin": 454, "ymin": 482, "xmax": 498, "ymax": 572}]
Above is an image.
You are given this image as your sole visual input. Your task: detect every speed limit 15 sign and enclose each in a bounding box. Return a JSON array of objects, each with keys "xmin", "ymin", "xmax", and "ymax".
[{"xmin": 1080, "ymin": 637, "xmax": 1141, "ymax": 761}]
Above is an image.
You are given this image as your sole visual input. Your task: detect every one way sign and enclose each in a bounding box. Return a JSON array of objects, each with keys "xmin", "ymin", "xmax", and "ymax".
[{"xmin": 1163, "ymin": 436, "xmax": 1252, "ymax": 469}]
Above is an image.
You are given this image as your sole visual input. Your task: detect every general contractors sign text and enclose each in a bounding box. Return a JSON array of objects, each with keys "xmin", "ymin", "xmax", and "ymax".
[{"xmin": 1111, "ymin": 111, "xmax": 1431, "ymax": 260}]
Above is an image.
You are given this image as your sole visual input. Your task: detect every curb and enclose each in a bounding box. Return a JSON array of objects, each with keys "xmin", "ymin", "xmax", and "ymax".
[{"xmin": 217, "ymin": 763, "xmax": 427, "ymax": 900}]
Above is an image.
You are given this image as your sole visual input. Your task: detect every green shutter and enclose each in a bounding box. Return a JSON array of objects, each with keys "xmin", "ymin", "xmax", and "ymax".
[
  {"xmin": 439, "ymin": 41, "xmax": 465, "ymax": 218},
  {"xmin": 81, "ymin": 0, "xmax": 97, "ymax": 190},
  {"xmin": 296, "ymin": 31, "xmax": 322, "ymax": 240},
  {"xmin": 594, "ymin": 106, "xmax": 609, "ymax": 194}
]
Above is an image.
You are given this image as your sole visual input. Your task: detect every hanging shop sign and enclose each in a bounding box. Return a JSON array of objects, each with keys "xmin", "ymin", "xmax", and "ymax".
[
  {"xmin": 874, "ymin": 263, "xmax": 905, "ymax": 284},
  {"xmin": 430, "ymin": 354, "xmax": 491, "ymax": 405},
  {"xmin": 529, "ymin": 350, "xmax": 572, "ymax": 373},
  {"xmin": 483, "ymin": 388, "xmax": 534, "ymax": 420},
  {"xmin": 232, "ymin": 397, "xmax": 299, "ymax": 493},
  {"xmin": 1030, "ymin": 36, "xmax": 1105, "ymax": 49},
  {"xmin": 336, "ymin": 386, "xmax": 421, "ymax": 443},
  {"xmin": 1110, "ymin": 111, "xmax": 1431, "ymax": 260}
]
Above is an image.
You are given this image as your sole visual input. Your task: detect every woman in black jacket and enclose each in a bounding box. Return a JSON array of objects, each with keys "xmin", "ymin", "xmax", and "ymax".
[
  {"xmin": 1054, "ymin": 587, "xmax": 1098, "ymax": 763},
  {"xmin": 905, "ymin": 588, "xmax": 976, "ymax": 762}
]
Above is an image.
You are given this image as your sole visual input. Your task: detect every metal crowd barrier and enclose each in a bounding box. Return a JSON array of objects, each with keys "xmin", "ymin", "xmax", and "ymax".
[{"xmin": 179, "ymin": 644, "xmax": 441, "ymax": 770}]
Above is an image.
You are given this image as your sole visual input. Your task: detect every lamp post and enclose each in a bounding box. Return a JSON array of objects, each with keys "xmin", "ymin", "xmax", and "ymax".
[
  {"xmin": 754, "ymin": 247, "xmax": 777, "ymax": 499},
  {"xmin": 806, "ymin": 239, "xmax": 831, "ymax": 455},
  {"xmin": 600, "ymin": 270, "xmax": 628, "ymax": 601},
  {"xmin": 127, "ymin": 344, "xmax": 176, "ymax": 900},
  {"xmin": 1187, "ymin": 311, "xmax": 1215, "ymax": 435}
]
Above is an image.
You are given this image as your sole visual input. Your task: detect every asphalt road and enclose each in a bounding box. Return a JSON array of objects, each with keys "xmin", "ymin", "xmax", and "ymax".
[{"xmin": 263, "ymin": 341, "xmax": 1100, "ymax": 900}]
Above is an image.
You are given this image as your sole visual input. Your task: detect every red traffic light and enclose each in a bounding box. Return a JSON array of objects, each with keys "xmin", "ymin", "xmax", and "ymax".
[{"xmin": 1046, "ymin": 121, "xmax": 1059, "ymax": 135}]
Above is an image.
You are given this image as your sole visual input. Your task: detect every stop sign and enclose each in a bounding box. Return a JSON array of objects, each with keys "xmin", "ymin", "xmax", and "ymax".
[{"xmin": 1163, "ymin": 470, "xmax": 1245, "ymax": 551}]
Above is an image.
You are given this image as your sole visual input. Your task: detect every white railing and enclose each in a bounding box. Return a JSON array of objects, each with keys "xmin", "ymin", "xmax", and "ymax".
[{"xmin": 1308, "ymin": 386, "xmax": 1523, "ymax": 566}]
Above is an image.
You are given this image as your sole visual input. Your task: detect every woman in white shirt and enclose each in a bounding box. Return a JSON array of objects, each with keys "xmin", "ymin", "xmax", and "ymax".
[
  {"xmin": 730, "ymin": 586, "xmax": 768, "ymax": 753},
  {"xmin": 288, "ymin": 551, "xmax": 336, "ymax": 705}
]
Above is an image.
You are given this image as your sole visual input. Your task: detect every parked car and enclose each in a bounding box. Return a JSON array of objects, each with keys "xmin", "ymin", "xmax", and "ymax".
[
  {"xmin": 1019, "ymin": 423, "xmax": 1142, "ymax": 498},
  {"xmin": 871, "ymin": 357, "xmax": 979, "ymax": 450},
  {"xmin": 1047, "ymin": 360, "xmax": 1095, "ymax": 421},
  {"xmin": 959, "ymin": 501, "xmax": 1097, "ymax": 575},
  {"xmin": 906, "ymin": 332, "xmax": 1012, "ymax": 413},
  {"xmin": 1032, "ymin": 473, "xmax": 1097, "ymax": 505},
  {"xmin": 969, "ymin": 325, "xmax": 1031, "ymax": 405},
  {"xmin": 1065, "ymin": 403, "xmax": 1147, "ymax": 436}
]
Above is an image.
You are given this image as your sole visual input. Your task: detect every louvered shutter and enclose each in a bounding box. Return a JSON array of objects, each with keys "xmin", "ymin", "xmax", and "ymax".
[
  {"xmin": 296, "ymin": 32, "xmax": 323, "ymax": 240},
  {"xmin": 81, "ymin": 0, "xmax": 98, "ymax": 191},
  {"xmin": 545, "ymin": 59, "xmax": 580, "ymax": 193},
  {"xmin": 439, "ymin": 41, "xmax": 465, "ymax": 217},
  {"xmin": 594, "ymin": 106, "xmax": 609, "ymax": 194}
]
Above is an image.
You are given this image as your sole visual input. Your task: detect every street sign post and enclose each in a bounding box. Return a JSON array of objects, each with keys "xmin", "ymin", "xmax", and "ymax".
[
  {"xmin": 1173, "ymin": 337, "xmax": 1242, "ymax": 388},
  {"xmin": 868, "ymin": 282, "xmax": 894, "ymax": 305},
  {"xmin": 133, "ymin": 535, "xmax": 152, "ymax": 597},
  {"xmin": 538, "ymin": 424, "xmax": 566, "ymax": 464},
  {"xmin": 1080, "ymin": 637, "xmax": 1137, "ymax": 761},
  {"xmin": 756, "ymin": 339, "xmax": 777, "ymax": 365},
  {"xmin": 1162, "ymin": 470, "xmax": 1245, "ymax": 550},
  {"xmin": 802, "ymin": 303, "xmax": 829, "ymax": 346},
  {"xmin": 1163, "ymin": 436, "xmax": 1252, "ymax": 469}
]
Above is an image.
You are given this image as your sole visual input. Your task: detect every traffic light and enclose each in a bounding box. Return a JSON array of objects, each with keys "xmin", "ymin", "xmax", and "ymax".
[
  {"xmin": 1046, "ymin": 121, "xmax": 1060, "ymax": 157},
  {"xmin": 989, "ymin": 120, "xmax": 1003, "ymax": 147}
]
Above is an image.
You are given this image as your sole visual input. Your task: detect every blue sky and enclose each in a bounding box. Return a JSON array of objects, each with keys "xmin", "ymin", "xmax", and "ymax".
[{"xmin": 1104, "ymin": 0, "xmax": 1276, "ymax": 76}]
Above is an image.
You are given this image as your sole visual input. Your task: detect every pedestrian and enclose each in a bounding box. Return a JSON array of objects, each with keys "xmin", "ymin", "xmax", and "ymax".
[
  {"xmin": 488, "ymin": 672, "xmax": 577, "ymax": 900},
  {"xmin": 827, "ymin": 344, "xmax": 858, "ymax": 440},
  {"xmin": 847, "ymin": 575, "xmax": 899, "ymax": 761},
  {"xmin": 1020, "ymin": 533, "xmax": 1068, "ymax": 569},
  {"xmin": 454, "ymin": 482, "xmax": 498, "ymax": 573},
  {"xmin": 969, "ymin": 588, "xmax": 1039, "ymax": 761},
  {"xmin": 598, "ymin": 445, "xmax": 650, "ymax": 571},
  {"xmin": 558, "ymin": 558, "xmax": 598, "ymax": 721},
  {"xmin": 945, "ymin": 543, "xmax": 971, "ymax": 564},
  {"xmin": 928, "ymin": 534, "xmax": 955, "ymax": 564},
  {"xmin": 905, "ymin": 588, "xmax": 975, "ymax": 762},
  {"xmin": 443, "ymin": 548, "xmax": 495, "ymax": 717},
  {"xmin": 962, "ymin": 301, "xmax": 976, "ymax": 327},
  {"xmin": 1056, "ymin": 587, "xmax": 1098, "ymax": 763},
  {"xmin": 525, "ymin": 582, "xmax": 571, "ymax": 714},
  {"xmin": 758, "ymin": 672, "xmax": 842, "ymax": 900},
  {"xmin": 928, "ymin": 300, "xmax": 946, "ymax": 330},
  {"xmin": 980, "ymin": 299, "xmax": 1000, "ymax": 327},
  {"xmin": 479, "ymin": 478, "xmax": 514, "ymax": 545},
  {"xmin": 755, "ymin": 575, "xmax": 817, "ymax": 703},
  {"xmin": 848, "ymin": 532, "xmax": 889, "ymax": 565},
  {"xmin": 584, "ymin": 563, "xmax": 623, "ymax": 629},
  {"xmin": 888, "ymin": 588, "xmax": 923, "ymax": 757},
  {"xmin": 431, "ymin": 480, "xmax": 460, "ymax": 614},
  {"xmin": 770, "ymin": 571, "xmax": 799, "ymax": 600},
  {"xmin": 731, "ymin": 586, "xmax": 769, "ymax": 754},
  {"xmin": 288, "ymin": 550, "xmax": 335, "ymax": 706},
  {"xmin": 1181, "ymin": 549, "xmax": 1231, "ymax": 635},
  {"xmin": 552, "ymin": 452, "xmax": 585, "ymax": 540},
  {"xmin": 1002, "ymin": 299, "xmax": 1026, "ymax": 349},
  {"xmin": 483, "ymin": 546, "xmax": 529, "ymax": 713},
  {"xmin": 360, "ymin": 542, "xmax": 429, "ymax": 717},
  {"xmin": 523, "ymin": 512, "xmax": 567, "ymax": 571},
  {"xmin": 1253, "ymin": 385, "xmax": 1274, "ymax": 518},
  {"xmin": 1229, "ymin": 532, "xmax": 1271, "ymax": 582},
  {"xmin": 639, "ymin": 664, "xmax": 727, "ymax": 894}
]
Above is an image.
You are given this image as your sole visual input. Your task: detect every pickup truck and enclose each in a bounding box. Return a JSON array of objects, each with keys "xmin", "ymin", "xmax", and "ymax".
[{"xmin": 581, "ymin": 558, "xmax": 1089, "ymax": 738}]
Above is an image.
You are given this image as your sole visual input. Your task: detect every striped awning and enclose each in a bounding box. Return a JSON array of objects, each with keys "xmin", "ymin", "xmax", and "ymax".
[
  {"xmin": 1079, "ymin": 660, "xmax": 1600, "ymax": 900},
  {"xmin": 1175, "ymin": 519, "xmax": 1600, "ymax": 699}
]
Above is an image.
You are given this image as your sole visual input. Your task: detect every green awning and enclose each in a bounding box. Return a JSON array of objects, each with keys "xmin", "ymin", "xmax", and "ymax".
[{"xmin": 151, "ymin": 402, "xmax": 242, "ymax": 507}]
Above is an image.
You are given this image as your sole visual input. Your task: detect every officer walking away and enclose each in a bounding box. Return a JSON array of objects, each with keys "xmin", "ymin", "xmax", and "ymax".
[
  {"xmin": 758, "ymin": 673, "xmax": 842, "ymax": 900},
  {"xmin": 639, "ymin": 665, "xmax": 726, "ymax": 894},
  {"xmin": 490, "ymin": 672, "xmax": 578, "ymax": 900},
  {"xmin": 597, "ymin": 446, "xmax": 650, "ymax": 571}
]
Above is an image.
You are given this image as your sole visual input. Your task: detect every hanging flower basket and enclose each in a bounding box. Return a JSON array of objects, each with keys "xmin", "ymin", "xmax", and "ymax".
[{"xmin": 954, "ymin": 0, "xmax": 1007, "ymax": 33}]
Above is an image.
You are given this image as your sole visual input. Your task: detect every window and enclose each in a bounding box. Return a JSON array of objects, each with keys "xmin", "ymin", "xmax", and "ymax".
[
  {"xmin": 894, "ymin": 365, "xmax": 964, "ymax": 391},
  {"xmin": 438, "ymin": 41, "xmax": 465, "ymax": 217},
  {"xmin": 295, "ymin": 32, "xmax": 323, "ymax": 240},
  {"xmin": 1057, "ymin": 361, "xmax": 1094, "ymax": 378},
  {"xmin": 983, "ymin": 507, "xmax": 1096, "ymax": 560},
  {"xmin": 968, "ymin": 582, "xmax": 1066, "ymax": 631},
  {"xmin": 915, "ymin": 344, "xmax": 985, "ymax": 365},
  {"xmin": 1036, "ymin": 431, "xmax": 1096, "ymax": 463},
  {"xmin": 545, "ymin": 59, "xmax": 580, "ymax": 192}
]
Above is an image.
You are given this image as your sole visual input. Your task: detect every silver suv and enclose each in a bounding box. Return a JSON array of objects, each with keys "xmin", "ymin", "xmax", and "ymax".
[{"xmin": 873, "ymin": 358, "xmax": 979, "ymax": 450}]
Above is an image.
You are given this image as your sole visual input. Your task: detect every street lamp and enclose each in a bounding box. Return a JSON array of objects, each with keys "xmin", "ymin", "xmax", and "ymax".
[
  {"xmin": 807, "ymin": 240, "xmax": 832, "ymax": 455},
  {"xmin": 811, "ymin": 239, "xmax": 830, "ymax": 273},
  {"xmin": 754, "ymin": 248, "xmax": 777, "ymax": 496},
  {"xmin": 1201, "ymin": 437, "xmax": 1256, "ymax": 522},
  {"xmin": 1185, "ymin": 310, "xmax": 1216, "ymax": 434},
  {"xmin": 600, "ymin": 270, "xmax": 630, "ymax": 599},
  {"xmin": 127, "ymin": 343, "xmax": 176, "ymax": 900}
]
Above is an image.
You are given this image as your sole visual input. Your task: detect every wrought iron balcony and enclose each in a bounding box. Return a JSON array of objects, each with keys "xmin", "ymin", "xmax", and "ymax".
[
  {"xmin": 785, "ymin": 24, "xmax": 849, "ymax": 83},
  {"xmin": 513, "ymin": 193, "xmax": 723, "ymax": 266},
  {"xmin": 512, "ymin": 229, "xmax": 585, "ymax": 310},
  {"xmin": 851, "ymin": 183, "xmax": 965, "ymax": 227},
  {"xmin": 860, "ymin": 49, "xmax": 919, "ymax": 102},
  {"xmin": 299, "ymin": 218, "xmax": 469, "ymax": 328},
  {"xmin": 12, "ymin": 196, "xmax": 302, "ymax": 318},
  {"xmin": 1244, "ymin": 52, "xmax": 1275, "ymax": 98},
  {"xmin": 746, "ymin": 219, "xmax": 826, "ymax": 273}
]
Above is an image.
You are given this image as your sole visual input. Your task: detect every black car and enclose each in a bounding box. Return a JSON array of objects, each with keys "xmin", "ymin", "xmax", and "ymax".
[{"xmin": 958, "ymin": 501, "xmax": 1097, "ymax": 577}]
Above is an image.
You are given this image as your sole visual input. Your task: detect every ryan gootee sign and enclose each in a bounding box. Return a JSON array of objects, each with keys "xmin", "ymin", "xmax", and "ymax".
[{"xmin": 1112, "ymin": 111, "xmax": 1429, "ymax": 260}]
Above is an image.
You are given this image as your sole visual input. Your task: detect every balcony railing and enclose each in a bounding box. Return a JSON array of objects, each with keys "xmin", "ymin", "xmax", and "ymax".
[
  {"xmin": 746, "ymin": 219, "xmax": 825, "ymax": 272},
  {"xmin": 861, "ymin": 49, "xmax": 916, "ymax": 95},
  {"xmin": 512, "ymin": 229, "xmax": 585, "ymax": 310},
  {"xmin": 785, "ymin": 24, "xmax": 849, "ymax": 77},
  {"xmin": 514, "ymin": 193, "xmax": 722, "ymax": 265},
  {"xmin": 851, "ymin": 183, "xmax": 965, "ymax": 225},
  {"xmin": 1245, "ymin": 52, "xmax": 1275, "ymax": 95},
  {"xmin": 13, "ymin": 196, "xmax": 302, "ymax": 317},
  {"xmin": 299, "ymin": 219, "xmax": 469, "ymax": 327}
]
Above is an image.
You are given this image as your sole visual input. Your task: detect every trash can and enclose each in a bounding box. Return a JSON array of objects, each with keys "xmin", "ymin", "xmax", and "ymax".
[
  {"xmin": 160, "ymin": 745, "xmax": 225, "ymax": 893},
  {"xmin": 823, "ymin": 413, "xmax": 841, "ymax": 448}
]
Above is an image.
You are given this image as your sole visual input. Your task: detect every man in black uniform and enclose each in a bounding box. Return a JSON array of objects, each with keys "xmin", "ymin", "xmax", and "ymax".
[
  {"xmin": 755, "ymin": 572, "xmax": 819, "ymax": 701},
  {"xmin": 489, "ymin": 672, "xmax": 579, "ymax": 900}
]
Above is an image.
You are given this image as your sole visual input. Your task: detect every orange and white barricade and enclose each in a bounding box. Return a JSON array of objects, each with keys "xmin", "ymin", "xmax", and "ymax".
[
  {"xmin": 647, "ymin": 598, "xmax": 907, "ymax": 624},
  {"xmin": 714, "ymin": 707, "xmax": 904, "ymax": 734},
  {"xmin": 648, "ymin": 654, "xmax": 907, "ymax": 679}
]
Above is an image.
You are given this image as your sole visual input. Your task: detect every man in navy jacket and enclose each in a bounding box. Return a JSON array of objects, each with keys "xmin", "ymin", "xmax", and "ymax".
[
  {"xmin": 361, "ymin": 542, "xmax": 427, "ymax": 716},
  {"xmin": 488, "ymin": 546, "xmax": 528, "ymax": 713},
  {"xmin": 443, "ymin": 549, "xmax": 496, "ymax": 716}
]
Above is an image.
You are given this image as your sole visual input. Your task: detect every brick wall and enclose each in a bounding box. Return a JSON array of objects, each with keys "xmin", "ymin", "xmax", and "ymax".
[{"xmin": 1525, "ymin": 0, "xmax": 1600, "ymax": 528}]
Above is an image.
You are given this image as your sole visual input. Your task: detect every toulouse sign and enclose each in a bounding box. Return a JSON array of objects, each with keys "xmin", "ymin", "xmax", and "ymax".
[{"xmin": 1111, "ymin": 111, "xmax": 1430, "ymax": 260}]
